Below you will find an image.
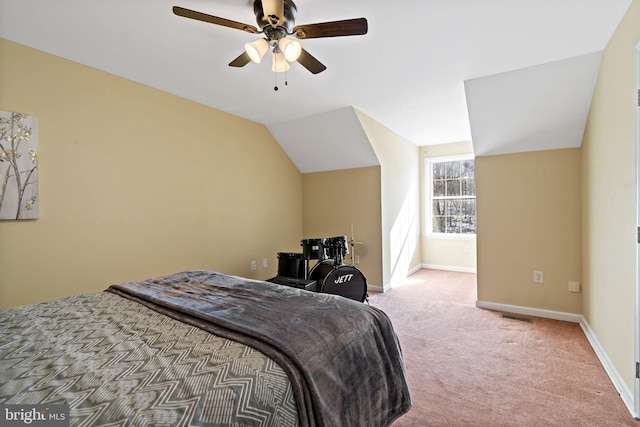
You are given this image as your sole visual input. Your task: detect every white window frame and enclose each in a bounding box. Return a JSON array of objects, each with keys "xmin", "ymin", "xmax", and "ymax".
[{"xmin": 424, "ymin": 154, "xmax": 476, "ymax": 239}]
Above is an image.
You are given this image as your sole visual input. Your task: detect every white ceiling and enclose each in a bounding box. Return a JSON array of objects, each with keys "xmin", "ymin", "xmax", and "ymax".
[{"xmin": 0, "ymin": 0, "xmax": 632, "ymax": 171}]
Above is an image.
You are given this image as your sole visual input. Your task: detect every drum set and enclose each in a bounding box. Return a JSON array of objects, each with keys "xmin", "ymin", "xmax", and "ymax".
[{"xmin": 278, "ymin": 235, "xmax": 368, "ymax": 302}]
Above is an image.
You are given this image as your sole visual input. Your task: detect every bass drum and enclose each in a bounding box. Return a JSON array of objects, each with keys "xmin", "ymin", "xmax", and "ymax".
[{"xmin": 309, "ymin": 260, "xmax": 368, "ymax": 302}]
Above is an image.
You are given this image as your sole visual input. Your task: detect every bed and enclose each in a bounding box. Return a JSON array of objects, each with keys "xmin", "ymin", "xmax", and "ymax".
[{"xmin": 0, "ymin": 270, "xmax": 411, "ymax": 426}]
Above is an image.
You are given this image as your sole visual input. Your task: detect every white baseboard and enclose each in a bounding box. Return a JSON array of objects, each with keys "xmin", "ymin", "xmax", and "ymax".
[
  {"xmin": 476, "ymin": 300, "xmax": 636, "ymax": 418},
  {"xmin": 407, "ymin": 264, "xmax": 422, "ymax": 276},
  {"xmin": 368, "ymin": 265, "xmax": 428, "ymax": 293},
  {"xmin": 367, "ymin": 284, "xmax": 389, "ymax": 293},
  {"xmin": 580, "ymin": 318, "xmax": 636, "ymax": 418},
  {"xmin": 421, "ymin": 263, "xmax": 477, "ymax": 274},
  {"xmin": 371, "ymin": 264, "xmax": 476, "ymax": 293},
  {"xmin": 475, "ymin": 300, "xmax": 583, "ymax": 323}
]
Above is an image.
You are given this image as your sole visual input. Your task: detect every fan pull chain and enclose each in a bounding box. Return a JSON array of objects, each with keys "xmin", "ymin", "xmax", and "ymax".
[
  {"xmin": 273, "ymin": 64, "xmax": 289, "ymax": 92},
  {"xmin": 273, "ymin": 53, "xmax": 289, "ymax": 91}
]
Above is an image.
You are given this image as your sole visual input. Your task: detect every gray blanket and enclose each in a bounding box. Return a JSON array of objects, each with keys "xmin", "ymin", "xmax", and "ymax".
[{"xmin": 108, "ymin": 270, "xmax": 411, "ymax": 427}]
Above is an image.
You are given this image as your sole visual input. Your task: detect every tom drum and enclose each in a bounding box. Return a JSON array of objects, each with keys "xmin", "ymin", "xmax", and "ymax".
[
  {"xmin": 276, "ymin": 252, "xmax": 305, "ymax": 279},
  {"xmin": 301, "ymin": 238, "xmax": 327, "ymax": 260}
]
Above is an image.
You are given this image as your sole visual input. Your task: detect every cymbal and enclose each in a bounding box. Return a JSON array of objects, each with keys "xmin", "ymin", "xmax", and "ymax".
[{"xmin": 349, "ymin": 240, "xmax": 364, "ymax": 245}]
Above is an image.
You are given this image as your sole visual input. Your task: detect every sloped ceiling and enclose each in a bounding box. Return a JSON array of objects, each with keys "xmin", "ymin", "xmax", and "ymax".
[
  {"xmin": 465, "ymin": 52, "xmax": 603, "ymax": 157},
  {"xmin": 268, "ymin": 107, "xmax": 378, "ymax": 173},
  {"xmin": 0, "ymin": 0, "xmax": 633, "ymax": 171}
]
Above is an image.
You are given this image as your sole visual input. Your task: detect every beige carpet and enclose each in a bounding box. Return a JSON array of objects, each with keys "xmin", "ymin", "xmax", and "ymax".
[{"xmin": 368, "ymin": 269, "xmax": 638, "ymax": 426}]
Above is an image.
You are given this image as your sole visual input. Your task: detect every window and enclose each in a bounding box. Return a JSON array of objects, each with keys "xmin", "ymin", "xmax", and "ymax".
[{"xmin": 426, "ymin": 156, "xmax": 476, "ymax": 235}]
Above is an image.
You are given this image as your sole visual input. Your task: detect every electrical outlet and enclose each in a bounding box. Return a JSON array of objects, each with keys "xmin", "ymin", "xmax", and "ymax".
[
  {"xmin": 533, "ymin": 270, "xmax": 544, "ymax": 284},
  {"xmin": 263, "ymin": 258, "xmax": 268, "ymax": 268},
  {"xmin": 568, "ymin": 281, "xmax": 580, "ymax": 293},
  {"xmin": 250, "ymin": 260, "xmax": 256, "ymax": 271},
  {"xmin": 354, "ymin": 255, "xmax": 360, "ymax": 264}
]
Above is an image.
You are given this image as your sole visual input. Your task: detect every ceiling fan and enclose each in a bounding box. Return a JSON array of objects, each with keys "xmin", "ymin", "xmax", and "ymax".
[{"xmin": 173, "ymin": 0, "xmax": 368, "ymax": 75}]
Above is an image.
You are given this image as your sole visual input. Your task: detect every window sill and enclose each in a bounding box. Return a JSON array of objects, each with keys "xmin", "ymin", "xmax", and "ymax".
[{"xmin": 425, "ymin": 233, "xmax": 476, "ymax": 241}]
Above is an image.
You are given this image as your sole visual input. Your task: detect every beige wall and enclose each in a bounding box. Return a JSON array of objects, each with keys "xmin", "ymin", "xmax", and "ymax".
[
  {"xmin": 302, "ymin": 166, "xmax": 382, "ymax": 286},
  {"xmin": 476, "ymin": 149, "xmax": 582, "ymax": 314},
  {"xmin": 0, "ymin": 38, "xmax": 303, "ymax": 309},
  {"xmin": 420, "ymin": 141, "xmax": 477, "ymax": 271},
  {"xmin": 355, "ymin": 109, "xmax": 421, "ymax": 287},
  {"xmin": 581, "ymin": 0, "xmax": 640, "ymax": 394},
  {"xmin": 301, "ymin": 107, "xmax": 422, "ymax": 290}
]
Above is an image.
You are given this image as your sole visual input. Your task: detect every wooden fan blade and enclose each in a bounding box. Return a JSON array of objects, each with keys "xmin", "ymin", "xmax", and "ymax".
[
  {"xmin": 296, "ymin": 48, "xmax": 326, "ymax": 74},
  {"xmin": 173, "ymin": 6, "xmax": 259, "ymax": 34},
  {"xmin": 293, "ymin": 18, "xmax": 367, "ymax": 39},
  {"xmin": 229, "ymin": 51, "xmax": 252, "ymax": 68}
]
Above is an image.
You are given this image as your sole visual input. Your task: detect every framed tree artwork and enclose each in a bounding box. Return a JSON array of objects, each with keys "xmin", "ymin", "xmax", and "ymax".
[{"xmin": 0, "ymin": 110, "xmax": 38, "ymax": 220}]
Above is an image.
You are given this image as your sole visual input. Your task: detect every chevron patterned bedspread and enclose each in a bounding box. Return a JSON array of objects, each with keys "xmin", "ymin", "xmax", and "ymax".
[
  {"xmin": 0, "ymin": 270, "xmax": 411, "ymax": 426},
  {"xmin": 0, "ymin": 291, "xmax": 298, "ymax": 426}
]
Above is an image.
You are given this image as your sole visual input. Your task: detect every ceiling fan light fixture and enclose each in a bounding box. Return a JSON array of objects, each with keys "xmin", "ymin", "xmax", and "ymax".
[
  {"xmin": 245, "ymin": 38, "xmax": 269, "ymax": 63},
  {"xmin": 272, "ymin": 52, "xmax": 290, "ymax": 73},
  {"xmin": 278, "ymin": 38, "xmax": 302, "ymax": 61}
]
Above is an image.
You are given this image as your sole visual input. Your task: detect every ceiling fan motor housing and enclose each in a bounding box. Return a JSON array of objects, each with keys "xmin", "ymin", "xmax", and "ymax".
[{"xmin": 253, "ymin": 0, "xmax": 297, "ymax": 33}]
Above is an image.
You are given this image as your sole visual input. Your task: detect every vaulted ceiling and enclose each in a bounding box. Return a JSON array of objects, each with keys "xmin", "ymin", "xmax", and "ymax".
[{"xmin": 0, "ymin": 0, "xmax": 632, "ymax": 172}]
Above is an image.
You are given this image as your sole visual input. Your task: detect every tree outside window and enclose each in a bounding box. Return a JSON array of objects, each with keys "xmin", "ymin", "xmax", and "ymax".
[{"xmin": 428, "ymin": 157, "xmax": 475, "ymax": 235}]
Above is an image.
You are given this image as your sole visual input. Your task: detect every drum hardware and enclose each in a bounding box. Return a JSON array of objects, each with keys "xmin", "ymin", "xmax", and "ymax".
[
  {"xmin": 348, "ymin": 224, "xmax": 364, "ymax": 266},
  {"xmin": 324, "ymin": 235, "xmax": 349, "ymax": 266},
  {"xmin": 348, "ymin": 239, "xmax": 364, "ymax": 266}
]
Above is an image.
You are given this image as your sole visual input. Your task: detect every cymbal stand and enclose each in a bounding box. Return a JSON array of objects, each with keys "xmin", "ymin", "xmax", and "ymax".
[{"xmin": 349, "ymin": 224, "xmax": 364, "ymax": 266}]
